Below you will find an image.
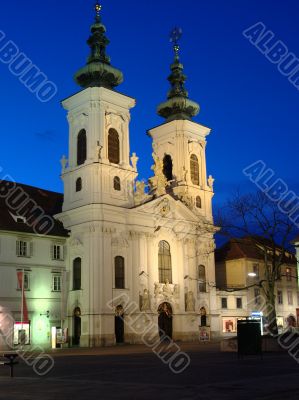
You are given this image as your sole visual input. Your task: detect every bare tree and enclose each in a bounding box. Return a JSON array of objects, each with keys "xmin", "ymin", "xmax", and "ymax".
[{"xmin": 215, "ymin": 190, "xmax": 298, "ymax": 335}]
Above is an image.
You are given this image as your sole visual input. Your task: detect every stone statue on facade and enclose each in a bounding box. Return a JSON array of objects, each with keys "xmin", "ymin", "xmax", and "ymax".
[
  {"xmin": 173, "ymin": 284, "xmax": 180, "ymax": 298},
  {"xmin": 150, "ymin": 153, "xmax": 167, "ymax": 196},
  {"xmin": 60, "ymin": 155, "xmax": 68, "ymax": 173},
  {"xmin": 154, "ymin": 282, "xmax": 162, "ymax": 297},
  {"xmin": 208, "ymin": 175, "xmax": 214, "ymax": 190},
  {"xmin": 163, "ymin": 279, "xmax": 173, "ymax": 298},
  {"xmin": 130, "ymin": 152, "xmax": 139, "ymax": 171}
]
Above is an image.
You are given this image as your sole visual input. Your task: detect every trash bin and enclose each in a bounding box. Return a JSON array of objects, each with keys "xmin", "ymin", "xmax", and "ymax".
[{"xmin": 237, "ymin": 318, "xmax": 262, "ymax": 357}]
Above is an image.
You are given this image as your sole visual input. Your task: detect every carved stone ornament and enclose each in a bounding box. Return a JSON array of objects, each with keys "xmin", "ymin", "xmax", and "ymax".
[{"xmin": 159, "ymin": 198, "xmax": 170, "ymax": 217}]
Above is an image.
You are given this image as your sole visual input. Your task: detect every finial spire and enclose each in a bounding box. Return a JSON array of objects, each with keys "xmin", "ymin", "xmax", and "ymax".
[
  {"xmin": 95, "ymin": 1, "xmax": 102, "ymax": 22},
  {"xmin": 74, "ymin": 1, "xmax": 123, "ymax": 89},
  {"xmin": 170, "ymin": 27, "xmax": 182, "ymax": 61},
  {"xmin": 157, "ymin": 27, "xmax": 200, "ymax": 122}
]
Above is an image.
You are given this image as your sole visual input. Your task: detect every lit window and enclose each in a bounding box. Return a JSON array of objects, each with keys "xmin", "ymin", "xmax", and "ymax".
[
  {"xmin": 13, "ymin": 322, "xmax": 30, "ymax": 345},
  {"xmin": 221, "ymin": 298, "xmax": 227, "ymax": 309},
  {"xmin": 52, "ymin": 244, "xmax": 64, "ymax": 261},
  {"xmin": 52, "ymin": 275, "xmax": 62, "ymax": 292},
  {"xmin": 158, "ymin": 241, "xmax": 172, "ymax": 284}
]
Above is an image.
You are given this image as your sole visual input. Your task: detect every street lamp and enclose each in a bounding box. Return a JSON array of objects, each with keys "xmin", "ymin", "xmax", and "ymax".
[{"xmin": 248, "ymin": 272, "xmax": 257, "ymax": 278}]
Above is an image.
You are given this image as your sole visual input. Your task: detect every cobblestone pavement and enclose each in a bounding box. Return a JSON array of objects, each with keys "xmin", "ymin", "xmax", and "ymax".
[{"xmin": 0, "ymin": 342, "xmax": 298, "ymax": 400}]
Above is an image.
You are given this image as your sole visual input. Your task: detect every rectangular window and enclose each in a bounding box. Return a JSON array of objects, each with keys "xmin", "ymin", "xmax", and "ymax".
[
  {"xmin": 253, "ymin": 263, "xmax": 259, "ymax": 278},
  {"xmin": 221, "ymin": 298, "xmax": 227, "ymax": 309},
  {"xmin": 287, "ymin": 290, "xmax": 293, "ymax": 305},
  {"xmin": 254, "ymin": 288, "xmax": 261, "ymax": 305},
  {"xmin": 52, "ymin": 244, "xmax": 64, "ymax": 261},
  {"xmin": 16, "ymin": 240, "xmax": 31, "ymax": 257},
  {"xmin": 277, "ymin": 290, "xmax": 283, "ymax": 305},
  {"xmin": 286, "ymin": 268, "xmax": 292, "ymax": 281},
  {"xmin": 52, "ymin": 275, "xmax": 62, "ymax": 292},
  {"xmin": 236, "ymin": 297, "xmax": 242, "ymax": 309},
  {"xmin": 17, "ymin": 272, "xmax": 30, "ymax": 291}
]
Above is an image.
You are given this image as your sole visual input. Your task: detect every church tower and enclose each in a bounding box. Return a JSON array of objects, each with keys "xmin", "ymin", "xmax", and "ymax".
[
  {"xmin": 57, "ymin": 3, "xmax": 138, "ymax": 347},
  {"xmin": 61, "ymin": 3, "xmax": 137, "ymax": 213},
  {"xmin": 148, "ymin": 34, "xmax": 214, "ymax": 221}
]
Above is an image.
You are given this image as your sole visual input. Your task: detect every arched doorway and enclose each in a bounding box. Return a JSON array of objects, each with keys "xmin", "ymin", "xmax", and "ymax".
[
  {"xmin": 200, "ymin": 307, "xmax": 207, "ymax": 327},
  {"xmin": 158, "ymin": 302, "xmax": 173, "ymax": 339},
  {"xmin": 73, "ymin": 307, "xmax": 81, "ymax": 346},
  {"xmin": 115, "ymin": 305, "xmax": 124, "ymax": 344}
]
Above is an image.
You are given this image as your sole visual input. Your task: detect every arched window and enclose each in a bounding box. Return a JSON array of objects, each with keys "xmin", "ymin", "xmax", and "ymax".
[
  {"xmin": 76, "ymin": 177, "xmax": 82, "ymax": 192},
  {"xmin": 198, "ymin": 265, "xmax": 206, "ymax": 293},
  {"xmin": 190, "ymin": 154, "xmax": 199, "ymax": 185},
  {"xmin": 158, "ymin": 241, "xmax": 172, "ymax": 283},
  {"xmin": 196, "ymin": 196, "xmax": 201, "ymax": 208},
  {"xmin": 73, "ymin": 258, "xmax": 81, "ymax": 290},
  {"xmin": 77, "ymin": 129, "xmax": 87, "ymax": 166},
  {"xmin": 108, "ymin": 128, "xmax": 120, "ymax": 164},
  {"xmin": 163, "ymin": 154, "xmax": 173, "ymax": 181},
  {"xmin": 113, "ymin": 176, "xmax": 121, "ymax": 191},
  {"xmin": 115, "ymin": 256, "xmax": 125, "ymax": 289}
]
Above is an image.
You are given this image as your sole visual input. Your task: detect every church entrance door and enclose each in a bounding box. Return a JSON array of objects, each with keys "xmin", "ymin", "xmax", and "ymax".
[
  {"xmin": 158, "ymin": 302, "xmax": 173, "ymax": 339},
  {"xmin": 115, "ymin": 305, "xmax": 124, "ymax": 344}
]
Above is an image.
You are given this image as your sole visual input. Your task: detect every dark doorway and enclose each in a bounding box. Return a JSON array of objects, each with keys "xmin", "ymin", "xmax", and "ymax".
[
  {"xmin": 73, "ymin": 307, "xmax": 81, "ymax": 346},
  {"xmin": 115, "ymin": 305, "xmax": 124, "ymax": 344},
  {"xmin": 158, "ymin": 302, "xmax": 173, "ymax": 339},
  {"xmin": 163, "ymin": 154, "xmax": 173, "ymax": 181}
]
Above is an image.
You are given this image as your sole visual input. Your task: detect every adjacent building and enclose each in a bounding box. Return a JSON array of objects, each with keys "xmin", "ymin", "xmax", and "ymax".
[
  {"xmin": 215, "ymin": 237, "xmax": 299, "ymax": 336},
  {"xmin": 0, "ymin": 182, "xmax": 68, "ymax": 348}
]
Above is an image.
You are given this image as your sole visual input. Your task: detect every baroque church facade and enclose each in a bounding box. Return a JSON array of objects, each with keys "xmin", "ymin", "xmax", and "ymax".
[{"xmin": 56, "ymin": 5, "xmax": 218, "ymax": 346}]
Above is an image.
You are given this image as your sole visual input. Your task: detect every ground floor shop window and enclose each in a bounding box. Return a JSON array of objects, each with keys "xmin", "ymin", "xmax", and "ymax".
[
  {"xmin": 222, "ymin": 317, "xmax": 237, "ymax": 333},
  {"xmin": 13, "ymin": 321, "xmax": 30, "ymax": 345}
]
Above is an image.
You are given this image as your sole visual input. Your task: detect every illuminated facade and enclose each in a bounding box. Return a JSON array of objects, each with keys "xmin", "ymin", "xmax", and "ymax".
[
  {"xmin": 55, "ymin": 6, "xmax": 219, "ymax": 346},
  {"xmin": 216, "ymin": 238, "xmax": 299, "ymax": 335},
  {"xmin": 0, "ymin": 183, "xmax": 67, "ymax": 348}
]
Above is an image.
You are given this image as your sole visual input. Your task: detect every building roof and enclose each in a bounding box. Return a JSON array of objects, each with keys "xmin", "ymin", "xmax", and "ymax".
[
  {"xmin": 215, "ymin": 236, "xmax": 296, "ymax": 265},
  {"xmin": 0, "ymin": 180, "xmax": 68, "ymax": 237}
]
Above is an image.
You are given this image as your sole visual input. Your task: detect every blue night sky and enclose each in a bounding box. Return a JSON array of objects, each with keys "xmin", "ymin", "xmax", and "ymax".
[{"xmin": 0, "ymin": 0, "xmax": 298, "ymax": 207}]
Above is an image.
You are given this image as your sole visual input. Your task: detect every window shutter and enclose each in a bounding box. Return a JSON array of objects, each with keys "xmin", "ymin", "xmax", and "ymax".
[
  {"xmin": 30, "ymin": 242, "xmax": 33, "ymax": 257},
  {"xmin": 16, "ymin": 240, "xmax": 20, "ymax": 256},
  {"xmin": 61, "ymin": 245, "xmax": 65, "ymax": 261}
]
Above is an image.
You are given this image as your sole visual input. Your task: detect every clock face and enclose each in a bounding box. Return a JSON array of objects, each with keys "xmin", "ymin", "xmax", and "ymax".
[{"xmin": 170, "ymin": 27, "xmax": 183, "ymax": 45}]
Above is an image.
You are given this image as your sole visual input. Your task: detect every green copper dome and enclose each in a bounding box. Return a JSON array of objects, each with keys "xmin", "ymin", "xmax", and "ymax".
[
  {"xmin": 157, "ymin": 45, "xmax": 199, "ymax": 122},
  {"xmin": 74, "ymin": 3, "xmax": 123, "ymax": 89}
]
